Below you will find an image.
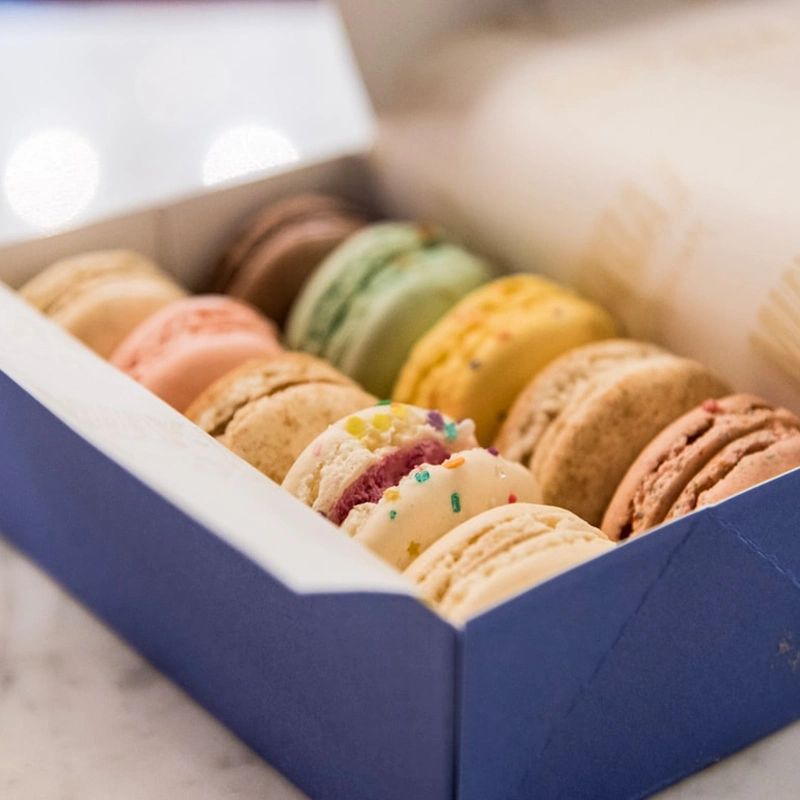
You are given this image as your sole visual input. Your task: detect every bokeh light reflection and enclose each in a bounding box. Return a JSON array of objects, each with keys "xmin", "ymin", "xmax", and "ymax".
[
  {"xmin": 202, "ymin": 124, "xmax": 298, "ymax": 186},
  {"xmin": 3, "ymin": 129, "xmax": 100, "ymax": 232}
]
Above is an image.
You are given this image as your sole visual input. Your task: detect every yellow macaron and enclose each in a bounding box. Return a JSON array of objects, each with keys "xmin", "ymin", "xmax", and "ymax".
[{"xmin": 392, "ymin": 275, "xmax": 618, "ymax": 444}]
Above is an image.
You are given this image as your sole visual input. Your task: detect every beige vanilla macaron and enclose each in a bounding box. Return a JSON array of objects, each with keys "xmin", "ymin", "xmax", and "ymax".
[
  {"xmin": 19, "ymin": 249, "xmax": 186, "ymax": 358},
  {"xmin": 282, "ymin": 403, "xmax": 479, "ymax": 520},
  {"xmin": 405, "ymin": 503, "xmax": 614, "ymax": 625},
  {"xmin": 186, "ymin": 353, "xmax": 377, "ymax": 483},
  {"xmin": 281, "ymin": 401, "xmax": 538, "ymax": 569},
  {"xmin": 494, "ymin": 339, "xmax": 730, "ymax": 526},
  {"xmin": 343, "ymin": 447, "xmax": 540, "ymax": 571}
]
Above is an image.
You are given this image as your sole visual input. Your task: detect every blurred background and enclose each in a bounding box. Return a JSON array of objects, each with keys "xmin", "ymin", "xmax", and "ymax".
[{"xmin": 0, "ymin": 0, "xmax": 702, "ymax": 244}]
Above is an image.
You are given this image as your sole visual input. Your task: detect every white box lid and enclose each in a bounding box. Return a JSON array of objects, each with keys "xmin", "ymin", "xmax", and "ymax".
[{"xmin": 0, "ymin": 0, "xmax": 374, "ymax": 245}]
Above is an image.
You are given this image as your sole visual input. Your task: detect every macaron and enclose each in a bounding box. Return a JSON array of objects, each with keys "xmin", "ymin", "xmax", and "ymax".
[
  {"xmin": 342, "ymin": 447, "xmax": 541, "ymax": 570},
  {"xmin": 405, "ymin": 503, "xmax": 614, "ymax": 625},
  {"xmin": 282, "ymin": 402, "xmax": 478, "ymax": 523},
  {"xmin": 110, "ymin": 295, "xmax": 283, "ymax": 412},
  {"xmin": 393, "ymin": 274, "xmax": 619, "ymax": 445},
  {"xmin": 18, "ymin": 249, "xmax": 186, "ymax": 358},
  {"xmin": 206, "ymin": 193, "xmax": 366, "ymax": 327},
  {"xmin": 285, "ymin": 221, "xmax": 493, "ymax": 398},
  {"xmin": 185, "ymin": 353, "xmax": 377, "ymax": 484},
  {"xmin": 494, "ymin": 339, "xmax": 731, "ymax": 526},
  {"xmin": 602, "ymin": 394, "xmax": 800, "ymax": 541}
]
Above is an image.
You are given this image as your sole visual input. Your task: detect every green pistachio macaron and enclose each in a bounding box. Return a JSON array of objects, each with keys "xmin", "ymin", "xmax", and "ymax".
[{"xmin": 285, "ymin": 222, "xmax": 493, "ymax": 398}]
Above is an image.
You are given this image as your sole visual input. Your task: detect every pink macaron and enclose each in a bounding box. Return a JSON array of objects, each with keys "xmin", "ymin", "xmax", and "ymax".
[{"xmin": 110, "ymin": 295, "xmax": 283, "ymax": 412}]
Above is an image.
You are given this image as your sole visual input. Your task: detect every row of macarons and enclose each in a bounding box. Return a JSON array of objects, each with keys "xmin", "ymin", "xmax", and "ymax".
[
  {"xmin": 17, "ymin": 192, "xmax": 622, "ymax": 434},
  {"xmin": 15, "ymin": 191, "xmax": 619, "ymax": 438},
  {"xmin": 15, "ymin": 194, "xmax": 800, "ymax": 621},
  {"xmin": 264, "ymin": 382, "xmax": 800, "ymax": 624},
  {"xmin": 273, "ymin": 348, "xmax": 800, "ymax": 622}
]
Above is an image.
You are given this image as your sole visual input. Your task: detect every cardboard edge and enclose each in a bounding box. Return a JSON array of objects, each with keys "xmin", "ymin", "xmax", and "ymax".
[{"xmin": 0, "ymin": 152, "xmax": 378, "ymax": 290}]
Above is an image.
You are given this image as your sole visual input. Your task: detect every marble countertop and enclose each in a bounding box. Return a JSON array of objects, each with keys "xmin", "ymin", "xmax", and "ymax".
[
  {"xmin": 1, "ymin": 2, "xmax": 800, "ymax": 798},
  {"xmin": 3, "ymin": 531, "xmax": 800, "ymax": 800}
]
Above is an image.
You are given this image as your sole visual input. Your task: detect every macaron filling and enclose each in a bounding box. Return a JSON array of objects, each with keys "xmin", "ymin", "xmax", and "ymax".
[{"xmin": 327, "ymin": 439, "xmax": 451, "ymax": 525}]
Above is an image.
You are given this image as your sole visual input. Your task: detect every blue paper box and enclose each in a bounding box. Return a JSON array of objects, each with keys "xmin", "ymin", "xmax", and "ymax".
[
  {"xmin": 3, "ymin": 2, "xmax": 800, "ymax": 798},
  {"xmin": 2, "ymin": 153, "xmax": 800, "ymax": 800}
]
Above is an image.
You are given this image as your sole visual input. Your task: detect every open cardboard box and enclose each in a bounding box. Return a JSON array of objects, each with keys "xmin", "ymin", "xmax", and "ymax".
[{"xmin": 3, "ymin": 2, "xmax": 800, "ymax": 799}]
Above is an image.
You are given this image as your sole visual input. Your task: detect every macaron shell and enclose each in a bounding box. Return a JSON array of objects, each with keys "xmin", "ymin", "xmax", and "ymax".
[
  {"xmin": 325, "ymin": 243, "xmax": 491, "ymax": 398},
  {"xmin": 602, "ymin": 394, "xmax": 774, "ymax": 537},
  {"xmin": 681, "ymin": 430, "xmax": 800, "ymax": 512},
  {"xmin": 212, "ymin": 193, "xmax": 361, "ymax": 288},
  {"xmin": 405, "ymin": 503, "xmax": 614, "ymax": 625},
  {"xmin": 54, "ymin": 274, "xmax": 187, "ymax": 359},
  {"xmin": 186, "ymin": 353, "xmax": 377, "ymax": 484},
  {"xmin": 286, "ymin": 222, "xmax": 433, "ymax": 354},
  {"xmin": 286, "ymin": 221, "xmax": 492, "ymax": 397},
  {"xmin": 393, "ymin": 275, "xmax": 619, "ymax": 444},
  {"xmin": 130, "ymin": 334, "xmax": 282, "ymax": 412},
  {"xmin": 530, "ymin": 355, "xmax": 730, "ymax": 526},
  {"xmin": 110, "ymin": 295, "xmax": 282, "ymax": 412},
  {"xmin": 601, "ymin": 394, "xmax": 800, "ymax": 539},
  {"xmin": 343, "ymin": 448, "xmax": 541, "ymax": 570},
  {"xmin": 394, "ymin": 275, "xmax": 562, "ymax": 405},
  {"xmin": 19, "ymin": 250, "xmax": 185, "ymax": 358},
  {"xmin": 220, "ymin": 383, "xmax": 378, "ymax": 484},
  {"xmin": 224, "ymin": 215, "xmax": 364, "ymax": 327},
  {"xmin": 281, "ymin": 403, "xmax": 478, "ymax": 516},
  {"xmin": 186, "ymin": 352, "xmax": 361, "ymax": 434},
  {"xmin": 444, "ymin": 534, "xmax": 612, "ymax": 625},
  {"xmin": 494, "ymin": 339, "xmax": 666, "ymax": 465},
  {"xmin": 20, "ymin": 249, "xmax": 164, "ymax": 310},
  {"xmin": 209, "ymin": 194, "xmax": 365, "ymax": 326}
]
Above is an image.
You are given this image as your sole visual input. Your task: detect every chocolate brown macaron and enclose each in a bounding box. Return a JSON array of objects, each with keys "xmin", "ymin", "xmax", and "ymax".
[
  {"xmin": 602, "ymin": 394, "xmax": 800, "ymax": 540},
  {"xmin": 185, "ymin": 353, "xmax": 376, "ymax": 483},
  {"xmin": 494, "ymin": 339, "xmax": 730, "ymax": 526},
  {"xmin": 207, "ymin": 193, "xmax": 366, "ymax": 327}
]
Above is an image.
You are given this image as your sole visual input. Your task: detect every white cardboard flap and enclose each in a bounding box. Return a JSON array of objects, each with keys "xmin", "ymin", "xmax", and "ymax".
[
  {"xmin": 0, "ymin": 0, "xmax": 374, "ymax": 246},
  {"xmin": 0, "ymin": 155, "xmax": 375, "ymax": 291}
]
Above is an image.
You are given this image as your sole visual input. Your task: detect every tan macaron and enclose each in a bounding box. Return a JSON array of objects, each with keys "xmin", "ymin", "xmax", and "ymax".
[
  {"xmin": 186, "ymin": 353, "xmax": 377, "ymax": 483},
  {"xmin": 19, "ymin": 249, "xmax": 186, "ymax": 358},
  {"xmin": 405, "ymin": 502, "xmax": 614, "ymax": 625},
  {"xmin": 494, "ymin": 339, "xmax": 731, "ymax": 526}
]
